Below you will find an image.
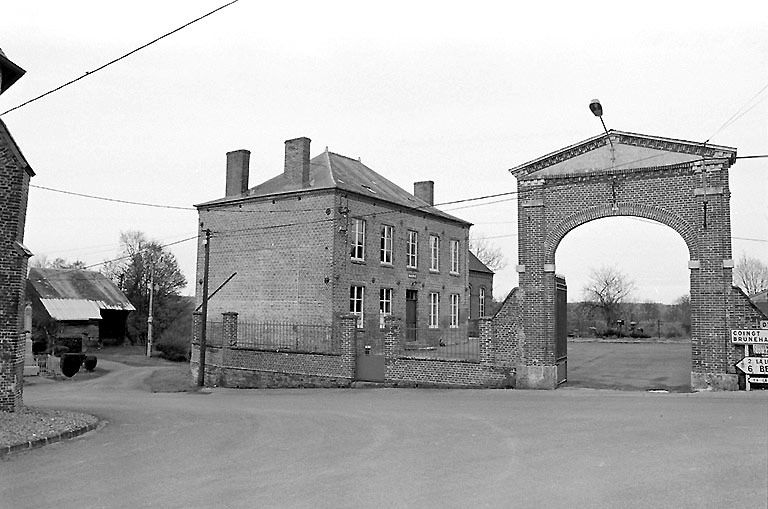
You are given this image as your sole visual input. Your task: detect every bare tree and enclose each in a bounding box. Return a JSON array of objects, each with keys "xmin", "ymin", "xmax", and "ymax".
[
  {"xmin": 733, "ymin": 254, "xmax": 768, "ymax": 296},
  {"xmin": 582, "ymin": 265, "xmax": 635, "ymax": 328},
  {"xmin": 29, "ymin": 255, "xmax": 86, "ymax": 269},
  {"xmin": 468, "ymin": 234, "xmax": 507, "ymax": 272}
]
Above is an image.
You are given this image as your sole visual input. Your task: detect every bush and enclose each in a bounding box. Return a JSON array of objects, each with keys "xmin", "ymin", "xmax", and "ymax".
[{"xmin": 155, "ymin": 340, "xmax": 190, "ymax": 362}]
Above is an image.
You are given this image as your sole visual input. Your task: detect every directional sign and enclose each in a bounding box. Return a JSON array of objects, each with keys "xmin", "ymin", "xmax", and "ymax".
[
  {"xmin": 735, "ymin": 357, "xmax": 768, "ymax": 375},
  {"xmin": 761, "ymin": 320, "xmax": 768, "ymax": 330},
  {"xmin": 731, "ymin": 329, "xmax": 768, "ymax": 344},
  {"xmin": 748, "ymin": 376, "xmax": 768, "ymax": 384}
]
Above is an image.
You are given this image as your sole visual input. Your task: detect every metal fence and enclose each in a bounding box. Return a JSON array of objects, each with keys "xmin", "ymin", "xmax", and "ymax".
[
  {"xmin": 401, "ymin": 326, "xmax": 479, "ymax": 361},
  {"xmin": 234, "ymin": 320, "xmax": 337, "ymax": 354}
]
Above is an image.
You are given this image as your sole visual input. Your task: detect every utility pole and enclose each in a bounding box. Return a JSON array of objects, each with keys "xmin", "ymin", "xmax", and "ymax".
[
  {"xmin": 146, "ymin": 265, "xmax": 154, "ymax": 357},
  {"xmin": 197, "ymin": 228, "xmax": 211, "ymax": 387}
]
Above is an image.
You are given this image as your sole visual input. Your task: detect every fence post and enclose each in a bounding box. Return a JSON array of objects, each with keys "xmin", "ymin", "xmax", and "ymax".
[
  {"xmin": 478, "ymin": 317, "xmax": 494, "ymax": 365},
  {"xmin": 335, "ymin": 313, "xmax": 356, "ymax": 380},
  {"xmin": 383, "ymin": 315, "xmax": 402, "ymax": 364},
  {"xmin": 222, "ymin": 312, "xmax": 238, "ymax": 347}
]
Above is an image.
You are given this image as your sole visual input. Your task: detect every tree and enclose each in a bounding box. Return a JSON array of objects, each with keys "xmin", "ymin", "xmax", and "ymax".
[
  {"xmin": 582, "ymin": 265, "xmax": 635, "ymax": 328},
  {"xmin": 468, "ymin": 234, "xmax": 507, "ymax": 272},
  {"xmin": 102, "ymin": 231, "xmax": 187, "ymax": 344},
  {"xmin": 733, "ymin": 254, "xmax": 768, "ymax": 296},
  {"xmin": 29, "ymin": 255, "xmax": 86, "ymax": 270}
]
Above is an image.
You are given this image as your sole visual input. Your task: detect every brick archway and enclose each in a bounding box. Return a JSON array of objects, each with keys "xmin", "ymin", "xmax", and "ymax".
[
  {"xmin": 543, "ymin": 202, "xmax": 699, "ymax": 264},
  {"xmin": 509, "ymin": 130, "xmax": 745, "ymax": 390}
]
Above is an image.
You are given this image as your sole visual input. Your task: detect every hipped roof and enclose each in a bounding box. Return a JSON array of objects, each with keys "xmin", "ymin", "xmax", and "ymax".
[{"xmin": 198, "ymin": 150, "xmax": 470, "ymax": 226}]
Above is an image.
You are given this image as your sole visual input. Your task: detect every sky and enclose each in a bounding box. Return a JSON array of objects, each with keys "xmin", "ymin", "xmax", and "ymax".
[{"xmin": 1, "ymin": 0, "xmax": 766, "ymax": 304}]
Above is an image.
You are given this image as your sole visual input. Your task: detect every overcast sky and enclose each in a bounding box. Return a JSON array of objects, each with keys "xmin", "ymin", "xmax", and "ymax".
[{"xmin": 1, "ymin": 1, "xmax": 766, "ymax": 303}]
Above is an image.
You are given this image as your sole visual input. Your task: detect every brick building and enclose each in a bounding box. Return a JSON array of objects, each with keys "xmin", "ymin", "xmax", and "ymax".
[
  {"xmin": 195, "ymin": 137, "xmax": 471, "ymax": 346},
  {"xmin": 468, "ymin": 251, "xmax": 494, "ymax": 336},
  {"xmin": 0, "ymin": 48, "xmax": 32, "ymax": 412}
]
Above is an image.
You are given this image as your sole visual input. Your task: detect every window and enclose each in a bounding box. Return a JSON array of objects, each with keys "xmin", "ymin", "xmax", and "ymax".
[
  {"xmin": 380, "ymin": 225, "xmax": 393, "ymax": 264},
  {"xmin": 450, "ymin": 294, "xmax": 460, "ymax": 328},
  {"xmin": 429, "ymin": 235, "xmax": 440, "ymax": 271},
  {"xmin": 350, "ymin": 219, "xmax": 366, "ymax": 261},
  {"xmin": 450, "ymin": 240, "xmax": 460, "ymax": 273},
  {"xmin": 379, "ymin": 288, "xmax": 392, "ymax": 328},
  {"xmin": 350, "ymin": 286, "xmax": 364, "ymax": 328},
  {"xmin": 479, "ymin": 287, "xmax": 486, "ymax": 317},
  {"xmin": 407, "ymin": 230, "xmax": 418, "ymax": 268},
  {"xmin": 429, "ymin": 292, "xmax": 440, "ymax": 329}
]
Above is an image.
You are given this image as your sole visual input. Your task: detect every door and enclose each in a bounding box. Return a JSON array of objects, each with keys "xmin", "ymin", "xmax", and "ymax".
[
  {"xmin": 554, "ymin": 276, "xmax": 567, "ymax": 385},
  {"xmin": 406, "ymin": 290, "xmax": 418, "ymax": 341},
  {"xmin": 356, "ymin": 332, "xmax": 385, "ymax": 382}
]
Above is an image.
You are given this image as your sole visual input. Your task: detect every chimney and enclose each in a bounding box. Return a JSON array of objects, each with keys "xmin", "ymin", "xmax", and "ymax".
[
  {"xmin": 284, "ymin": 137, "xmax": 311, "ymax": 187},
  {"xmin": 225, "ymin": 149, "xmax": 250, "ymax": 197},
  {"xmin": 414, "ymin": 181, "xmax": 434, "ymax": 206}
]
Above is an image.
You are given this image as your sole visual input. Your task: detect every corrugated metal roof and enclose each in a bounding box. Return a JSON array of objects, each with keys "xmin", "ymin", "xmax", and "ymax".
[
  {"xmin": 28, "ymin": 268, "xmax": 135, "ymax": 312},
  {"xmin": 39, "ymin": 299, "xmax": 103, "ymax": 321}
]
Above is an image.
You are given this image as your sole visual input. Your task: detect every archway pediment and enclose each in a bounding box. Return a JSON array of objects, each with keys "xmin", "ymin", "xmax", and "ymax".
[{"xmin": 510, "ymin": 131, "xmax": 736, "ymax": 181}]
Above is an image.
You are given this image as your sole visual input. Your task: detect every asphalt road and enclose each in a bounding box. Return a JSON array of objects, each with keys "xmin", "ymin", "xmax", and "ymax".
[{"xmin": 2, "ymin": 360, "xmax": 767, "ymax": 508}]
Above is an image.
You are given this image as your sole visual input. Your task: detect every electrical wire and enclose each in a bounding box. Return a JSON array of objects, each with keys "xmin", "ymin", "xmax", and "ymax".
[
  {"xmin": 82, "ymin": 235, "xmax": 198, "ymax": 270},
  {"xmin": 30, "ymin": 184, "xmax": 196, "ymax": 210},
  {"xmin": 0, "ymin": 0, "xmax": 240, "ymax": 117},
  {"xmin": 705, "ymin": 80, "xmax": 768, "ymax": 143}
]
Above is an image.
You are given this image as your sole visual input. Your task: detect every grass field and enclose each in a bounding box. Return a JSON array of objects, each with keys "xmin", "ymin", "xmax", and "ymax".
[{"xmin": 565, "ymin": 340, "xmax": 692, "ymax": 391}]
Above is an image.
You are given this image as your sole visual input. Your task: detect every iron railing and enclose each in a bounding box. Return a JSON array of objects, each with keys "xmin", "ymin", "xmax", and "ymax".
[
  {"xmin": 401, "ymin": 326, "xmax": 479, "ymax": 361},
  {"xmin": 235, "ymin": 321, "xmax": 337, "ymax": 354}
]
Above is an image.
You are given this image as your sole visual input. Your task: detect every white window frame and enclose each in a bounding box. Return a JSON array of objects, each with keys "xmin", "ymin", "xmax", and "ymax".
[
  {"xmin": 380, "ymin": 225, "xmax": 393, "ymax": 265},
  {"xmin": 450, "ymin": 239, "xmax": 460, "ymax": 274},
  {"xmin": 429, "ymin": 235, "xmax": 440, "ymax": 272},
  {"xmin": 450, "ymin": 294, "xmax": 460, "ymax": 328},
  {"xmin": 407, "ymin": 230, "xmax": 419, "ymax": 268},
  {"xmin": 379, "ymin": 288, "xmax": 392, "ymax": 329},
  {"xmin": 479, "ymin": 287, "xmax": 486, "ymax": 317},
  {"xmin": 351, "ymin": 218, "xmax": 366, "ymax": 261},
  {"xmin": 429, "ymin": 292, "xmax": 440, "ymax": 329},
  {"xmin": 350, "ymin": 286, "xmax": 364, "ymax": 328}
]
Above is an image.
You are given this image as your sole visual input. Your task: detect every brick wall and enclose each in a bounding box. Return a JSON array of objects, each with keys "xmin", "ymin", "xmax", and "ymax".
[
  {"xmin": 336, "ymin": 192, "xmax": 470, "ymax": 339},
  {"xmin": 516, "ymin": 151, "xmax": 740, "ymax": 389},
  {"xmin": 191, "ymin": 313, "xmax": 356, "ymax": 387},
  {"xmin": 1, "ymin": 125, "xmax": 30, "ymax": 412},
  {"xmin": 197, "ymin": 191, "xmax": 338, "ymax": 325}
]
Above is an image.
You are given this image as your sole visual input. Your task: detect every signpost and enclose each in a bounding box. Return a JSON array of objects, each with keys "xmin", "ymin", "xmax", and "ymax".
[
  {"xmin": 730, "ymin": 329, "xmax": 768, "ymax": 344},
  {"xmin": 735, "ymin": 357, "xmax": 768, "ymax": 375},
  {"xmin": 733, "ymin": 322, "xmax": 768, "ymax": 390}
]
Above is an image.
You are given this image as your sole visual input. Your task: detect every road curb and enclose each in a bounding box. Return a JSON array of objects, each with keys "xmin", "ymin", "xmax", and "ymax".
[{"xmin": 1, "ymin": 420, "xmax": 101, "ymax": 457}]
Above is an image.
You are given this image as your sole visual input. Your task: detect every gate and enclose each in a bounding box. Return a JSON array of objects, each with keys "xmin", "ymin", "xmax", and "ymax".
[
  {"xmin": 554, "ymin": 276, "xmax": 567, "ymax": 385},
  {"xmin": 356, "ymin": 332, "xmax": 385, "ymax": 382}
]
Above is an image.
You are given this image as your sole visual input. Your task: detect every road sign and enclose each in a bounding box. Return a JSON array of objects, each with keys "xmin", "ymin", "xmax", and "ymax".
[
  {"xmin": 735, "ymin": 357, "xmax": 768, "ymax": 375},
  {"xmin": 748, "ymin": 376, "xmax": 768, "ymax": 384},
  {"xmin": 731, "ymin": 329, "xmax": 768, "ymax": 344},
  {"xmin": 761, "ymin": 320, "xmax": 768, "ymax": 330}
]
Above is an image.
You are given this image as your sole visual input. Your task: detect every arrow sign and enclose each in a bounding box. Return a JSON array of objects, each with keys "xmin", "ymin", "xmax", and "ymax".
[
  {"xmin": 735, "ymin": 356, "xmax": 768, "ymax": 375},
  {"xmin": 731, "ymin": 329, "xmax": 768, "ymax": 344}
]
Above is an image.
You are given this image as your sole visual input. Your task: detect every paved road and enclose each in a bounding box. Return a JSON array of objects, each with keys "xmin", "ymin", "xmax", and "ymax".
[{"xmin": 2, "ymin": 361, "xmax": 767, "ymax": 508}]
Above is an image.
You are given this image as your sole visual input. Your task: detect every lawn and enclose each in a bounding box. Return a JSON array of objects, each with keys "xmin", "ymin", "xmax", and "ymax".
[{"xmin": 564, "ymin": 339, "xmax": 692, "ymax": 391}]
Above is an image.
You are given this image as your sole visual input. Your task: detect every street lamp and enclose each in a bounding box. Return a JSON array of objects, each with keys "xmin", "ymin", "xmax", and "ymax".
[{"xmin": 589, "ymin": 98, "xmax": 618, "ymax": 210}]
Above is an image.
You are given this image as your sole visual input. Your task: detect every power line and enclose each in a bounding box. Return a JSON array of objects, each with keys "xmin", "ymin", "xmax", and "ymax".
[
  {"xmin": 82, "ymin": 235, "xmax": 198, "ymax": 270},
  {"xmin": 705, "ymin": 80, "xmax": 768, "ymax": 143},
  {"xmin": 0, "ymin": 0, "xmax": 240, "ymax": 117},
  {"xmin": 30, "ymin": 184, "xmax": 195, "ymax": 210}
]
